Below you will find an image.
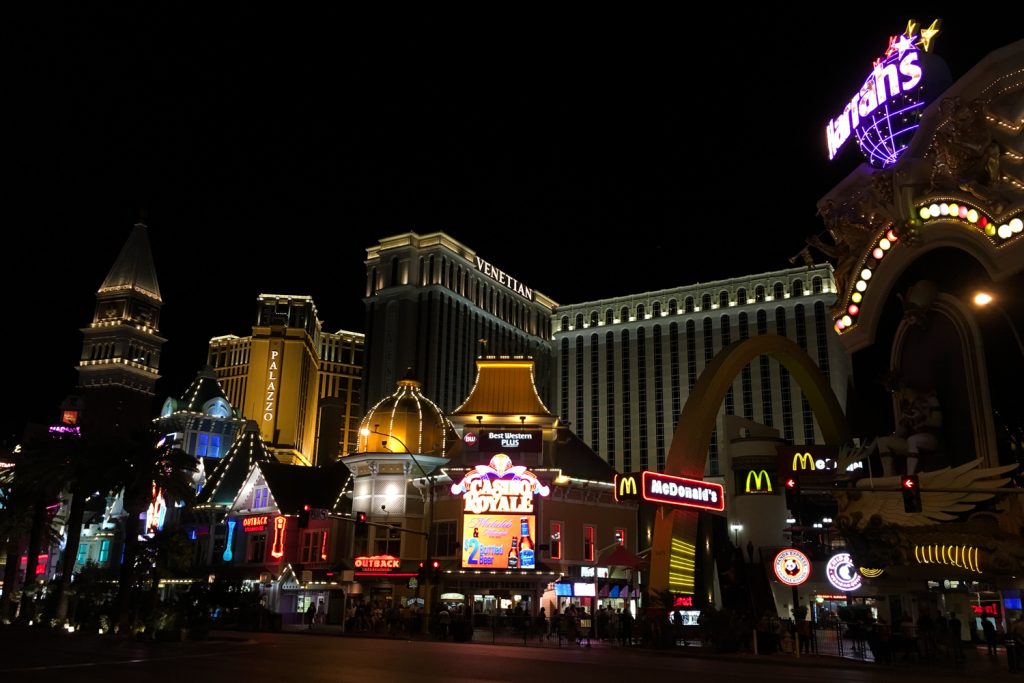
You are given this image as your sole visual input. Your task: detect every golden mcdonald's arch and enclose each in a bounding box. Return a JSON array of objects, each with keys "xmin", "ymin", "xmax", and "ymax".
[
  {"xmin": 650, "ymin": 335, "xmax": 850, "ymax": 596},
  {"xmin": 792, "ymin": 452, "xmax": 817, "ymax": 471},
  {"xmin": 614, "ymin": 473, "xmax": 639, "ymax": 501},
  {"xmin": 744, "ymin": 469, "xmax": 773, "ymax": 493}
]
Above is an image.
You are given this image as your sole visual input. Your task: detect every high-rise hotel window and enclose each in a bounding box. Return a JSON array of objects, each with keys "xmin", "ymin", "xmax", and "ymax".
[
  {"xmin": 670, "ymin": 322, "xmax": 681, "ymax": 430},
  {"xmin": 757, "ymin": 310, "xmax": 773, "ymax": 428},
  {"xmin": 685, "ymin": 297, "xmax": 694, "ymax": 313},
  {"xmin": 701, "ymin": 294, "xmax": 711, "ymax": 311},
  {"xmin": 621, "ymin": 330, "xmax": 632, "ymax": 471},
  {"xmin": 719, "ymin": 291, "xmax": 729, "ymax": 308},
  {"xmin": 653, "ymin": 301, "xmax": 662, "ymax": 317},
  {"xmin": 560, "ymin": 338, "xmax": 569, "ymax": 422},
  {"xmin": 605, "ymin": 309, "xmax": 614, "ymax": 325},
  {"xmin": 560, "ymin": 316, "xmax": 569, "ymax": 332},
  {"xmin": 575, "ymin": 313, "xmax": 584, "ymax": 329},
  {"xmin": 793, "ymin": 279, "xmax": 804, "ymax": 297},
  {"xmin": 776, "ymin": 307, "xmax": 795, "ymax": 442},
  {"xmin": 795, "ymin": 304, "xmax": 815, "ymax": 443},
  {"xmin": 301, "ymin": 530, "xmax": 328, "ymax": 563},
  {"xmin": 605, "ymin": 332, "xmax": 616, "ymax": 467},
  {"xmin": 590, "ymin": 334, "xmax": 600, "ymax": 451},
  {"xmin": 668, "ymin": 299, "xmax": 677, "ymax": 315},
  {"xmin": 637, "ymin": 327, "xmax": 648, "ymax": 470},
  {"xmin": 774, "ymin": 282, "xmax": 785, "ymax": 300},
  {"xmin": 98, "ymin": 539, "xmax": 110, "ymax": 563},
  {"xmin": 812, "ymin": 276, "xmax": 823, "ymax": 294},
  {"xmin": 620, "ymin": 306, "xmax": 629, "ymax": 322},
  {"xmin": 736, "ymin": 288, "xmax": 747, "ymax": 305},
  {"xmin": 549, "ymin": 521, "xmax": 562, "ymax": 560},
  {"xmin": 590, "ymin": 311, "xmax": 599, "ymax": 327},
  {"xmin": 583, "ymin": 525, "xmax": 595, "ymax": 562},
  {"xmin": 637, "ymin": 304, "xmax": 646, "ymax": 319},
  {"xmin": 721, "ymin": 315, "xmax": 734, "ymax": 415},
  {"xmin": 77, "ymin": 543, "xmax": 88, "ymax": 565},
  {"xmin": 739, "ymin": 313, "xmax": 753, "ymax": 419},
  {"xmin": 814, "ymin": 301, "xmax": 831, "ymax": 377},
  {"xmin": 755, "ymin": 285, "xmax": 766, "ymax": 303},
  {"xmin": 686, "ymin": 320, "xmax": 697, "ymax": 391},
  {"xmin": 574, "ymin": 336, "xmax": 584, "ymax": 429}
]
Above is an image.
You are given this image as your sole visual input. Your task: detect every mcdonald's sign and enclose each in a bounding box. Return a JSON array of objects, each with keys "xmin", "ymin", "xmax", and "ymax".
[
  {"xmin": 614, "ymin": 473, "xmax": 641, "ymax": 502},
  {"xmin": 739, "ymin": 469, "xmax": 776, "ymax": 495},
  {"xmin": 792, "ymin": 452, "xmax": 817, "ymax": 471}
]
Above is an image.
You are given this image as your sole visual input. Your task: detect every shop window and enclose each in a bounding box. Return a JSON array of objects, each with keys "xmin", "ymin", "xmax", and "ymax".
[
  {"xmin": 98, "ymin": 539, "xmax": 110, "ymax": 563},
  {"xmin": 374, "ymin": 524, "xmax": 402, "ymax": 556},
  {"xmin": 584, "ymin": 525, "xmax": 595, "ymax": 562},
  {"xmin": 550, "ymin": 522, "xmax": 562, "ymax": 560},
  {"xmin": 247, "ymin": 534, "xmax": 266, "ymax": 563},
  {"xmin": 432, "ymin": 520, "xmax": 458, "ymax": 557}
]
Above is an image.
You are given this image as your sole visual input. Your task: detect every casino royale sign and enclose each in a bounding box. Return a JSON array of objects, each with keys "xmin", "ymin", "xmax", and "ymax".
[
  {"xmin": 475, "ymin": 256, "xmax": 534, "ymax": 301},
  {"xmin": 614, "ymin": 471, "xmax": 725, "ymax": 512},
  {"xmin": 451, "ymin": 453, "xmax": 550, "ymax": 514}
]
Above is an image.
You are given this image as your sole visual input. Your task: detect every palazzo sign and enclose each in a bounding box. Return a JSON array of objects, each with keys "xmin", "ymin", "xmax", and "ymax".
[
  {"xmin": 451, "ymin": 453, "xmax": 550, "ymax": 514},
  {"xmin": 263, "ymin": 345, "xmax": 282, "ymax": 423},
  {"xmin": 614, "ymin": 472, "xmax": 725, "ymax": 512},
  {"xmin": 825, "ymin": 20, "xmax": 941, "ymax": 168},
  {"xmin": 475, "ymin": 256, "xmax": 534, "ymax": 300}
]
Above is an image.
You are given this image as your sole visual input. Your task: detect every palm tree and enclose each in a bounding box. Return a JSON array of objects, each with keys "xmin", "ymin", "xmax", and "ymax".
[{"xmin": 110, "ymin": 434, "xmax": 195, "ymax": 634}]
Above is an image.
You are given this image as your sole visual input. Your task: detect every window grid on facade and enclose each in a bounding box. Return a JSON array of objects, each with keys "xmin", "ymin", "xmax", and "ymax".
[
  {"xmin": 621, "ymin": 330, "xmax": 632, "ymax": 472},
  {"xmin": 669, "ymin": 322, "xmax": 681, "ymax": 432},
  {"xmin": 432, "ymin": 520, "xmax": 458, "ymax": 557},
  {"xmin": 590, "ymin": 334, "xmax": 599, "ymax": 451},
  {"xmin": 702, "ymin": 318, "xmax": 717, "ymax": 473},
  {"xmin": 637, "ymin": 327, "xmax": 648, "ymax": 470},
  {"xmin": 98, "ymin": 539, "xmax": 110, "ymax": 563},
  {"xmin": 739, "ymin": 313, "xmax": 753, "ymax": 419},
  {"xmin": 795, "ymin": 305, "xmax": 815, "ymax": 443},
  {"xmin": 686, "ymin": 321, "xmax": 697, "ymax": 391},
  {"xmin": 721, "ymin": 315, "xmax": 734, "ymax": 415},
  {"xmin": 757, "ymin": 310, "xmax": 773, "ymax": 428},
  {"xmin": 775, "ymin": 307, "xmax": 795, "ymax": 442},
  {"xmin": 653, "ymin": 325, "xmax": 665, "ymax": 470},
  {"xmin": 560, "ymin": 338, "xmax": 569, "ymax": 422},
  {"xmin": 813, "ymin": 301, "xmax": 831, "ymax": 378},
  {"xmin": 605, "ymin": 333, "xmax": 616, "ymax": 469},
  {"xmin": 574, "ymin": 336, "xmax": 584, "ymax": 429}
]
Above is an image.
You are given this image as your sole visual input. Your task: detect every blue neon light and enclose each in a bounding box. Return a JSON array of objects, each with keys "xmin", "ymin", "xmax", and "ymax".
[{"xmin": 223, "ymin": 519, "xmax": 236, "ymax": 562}]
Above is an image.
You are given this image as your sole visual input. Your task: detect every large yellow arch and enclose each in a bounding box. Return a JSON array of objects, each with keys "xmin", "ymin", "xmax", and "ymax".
[{"xmin": 649, "ymin": 334, "xmax": 851, "ymax": 597}]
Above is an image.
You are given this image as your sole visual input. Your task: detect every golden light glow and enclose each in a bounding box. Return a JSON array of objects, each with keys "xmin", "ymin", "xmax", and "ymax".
[
  {"xmin": 913, "ymin": 544, "xmax": 981, "ymax": 573},
  {"xmin": 859, "ymin": 567, "xmax": 884, "ymax": 578},
  {"xmin": 918, "ymin": 19, "xmax": 941, "ymax": 51},
  {"xmin": 973, "ymin": 292, "xmax": 994, "ymax": 307}
]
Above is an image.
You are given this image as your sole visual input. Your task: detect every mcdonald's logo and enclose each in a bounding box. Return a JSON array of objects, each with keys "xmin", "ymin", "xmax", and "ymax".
[
  {"xmin": 744, "ymin": 469, "xmax": 773, "ymax": 494},
  {"xmin": 792, "ymin": 452, "xmax": 816, "ymax": 471},
  {"xmin": 614, "ymin": 474, "xmax": 639, "ymax": 501}
]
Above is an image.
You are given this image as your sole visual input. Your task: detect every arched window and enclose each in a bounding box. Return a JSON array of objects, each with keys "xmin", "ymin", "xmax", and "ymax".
[
  {"xmin": 792, "ymin": 279, "xmax": 804, "ymax": 297},
  {"xmin": 653, "ymin": 301, "xmax": 662, "ymax": 317},
  {"xmin": 685, "ymin": 297, "xmax": 695, "ymax": 313},
  {"xmin": 390, "ymin": 257, "xmax": 399, "ymax": 287},
  {"xmin": 668, "ymin": 299, "xmax": 678, "ymax": 315},
  {"xmin": 620, "ymin": 306, "xmax": 630, "ymax": 322},
  {"xmin": 636, "ymin": 304, "xmax": 646, "ymax": 319},
  {"xmin": 701, "ymin": 294, "xmax": 712, "ymax": 310},
  {"xmin": 755, "ymin": 285, "xmax": 765, "ymax": 303},
  {"xmin": 736, "ymin": 288, "xmax": 747, "ymax": 305},
  {"xmin": 719, "ymin": 291, "xmax": 729, "ymax": 308},
  {"xmin": 812, "ymin": 276, "xmax": 823, "ymax": 294},
  {"xmin": 605, "ymin": 309, "xmax": 614, "ymax": 324},
  {"xmin": 590, "ymin": 311, "xmax": 599, "ymax": 327},
  {"xmin": 575, "ymin": 313, "xmax": 584, "ymax": 329},
  {"xmin": 773, "ymin": 282, "xmax": 784, "ymax": 300},
  {"xmin": 560, "ymin": 316, "xmax": 569, "ymax": 332}
]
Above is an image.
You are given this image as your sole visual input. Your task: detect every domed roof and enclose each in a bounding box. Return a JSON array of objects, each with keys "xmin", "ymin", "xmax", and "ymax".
[{"xmin": 356, "ymin": 370, "xmax": 455, "ymax": 456}]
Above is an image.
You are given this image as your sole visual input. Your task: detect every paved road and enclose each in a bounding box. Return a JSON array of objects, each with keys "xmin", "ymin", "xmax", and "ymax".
[{"xmin": 0, "ymin": 628, "xmax": 1010, "ymax": 682}]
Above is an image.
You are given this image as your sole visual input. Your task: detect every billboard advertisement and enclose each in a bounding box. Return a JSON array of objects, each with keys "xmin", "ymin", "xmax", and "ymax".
[{"xmin": 461, "ymin": 514, "xmax": 536, "ymax": 569}]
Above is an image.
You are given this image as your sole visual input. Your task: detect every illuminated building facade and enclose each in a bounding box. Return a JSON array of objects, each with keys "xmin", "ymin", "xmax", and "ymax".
[
  {"xmin": 362, "ymin": 232, "xmax": 557, "ymax": 413},
  {"xmin": 155, "ymin": 366, "xmax": 243, "ymax": 458},
  {"xmin": 552, "ymin": 265, "xmax": 852, "ymax": 475},
  {"xmin": 208, "ymin": 294, "xmax": 363, "ymax": 465},
  {"xmin": 76, "ymin": 221, "xmax": 165, "ymax": 433}
]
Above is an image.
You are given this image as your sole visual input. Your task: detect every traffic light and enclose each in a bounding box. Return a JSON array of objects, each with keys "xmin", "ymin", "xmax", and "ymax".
[
  {"xmin": 417, "ymin": 561, "xmax": 427, "ymax": 583},
  {"xmin": 431, "ymin": 559, "xmax": 442, "ymax": 584},
  {"xmin": 784, "ymin": 475, "xmax": 801, "ymax": 511},
  {"xmin": 298, "ymin": 504, "xmax": 311, "ymax": 528},
  {"xmin": 901, "ymin": 474, "xmax": 922, "ymax": 513},
  {"xmin": 355, "ymin": 511, "xmax": 367, "ymax": 534}
]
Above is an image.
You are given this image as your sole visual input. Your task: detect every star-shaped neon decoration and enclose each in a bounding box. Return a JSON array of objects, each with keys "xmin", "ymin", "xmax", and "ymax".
[
  {"xmin": 904, "ymin": 19, "xmax": 918, "ymax": 39},
  {"xmin": 918, "ymin": 19, "xmax": 941, "ymax": 52},
  {"xmin": 884, "ymin": 35, "xmax": 899, "ymax": 58},
  {"xmin": 894, "ymin": 34, "xmax": 916, "ymax": 57}
]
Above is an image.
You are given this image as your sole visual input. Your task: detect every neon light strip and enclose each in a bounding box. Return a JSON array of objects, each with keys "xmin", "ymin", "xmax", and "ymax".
[
  {"xmin": 223, "ymin": 520, "xmax": 236, "ymax": 562},
  {"xmin": 270, "ymin": 516, "xmax": 286, "ymax": 559}
]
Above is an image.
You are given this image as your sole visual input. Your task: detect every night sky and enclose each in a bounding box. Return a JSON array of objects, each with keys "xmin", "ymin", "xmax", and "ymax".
[{"xmin": 5, "ymin": 8, "xmax": 1019, "ymax": 442}]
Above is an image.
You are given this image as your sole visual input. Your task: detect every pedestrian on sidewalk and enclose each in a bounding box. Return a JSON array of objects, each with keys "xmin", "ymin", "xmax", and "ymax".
[
  {"xmin": 535, "ymin": 607, "xmax": 547, "ymax": 643},
  {"xmin": 982, "ymin": 617, "xmax": 997, "ymax": 656},
  {"xmin": 305, "ymin": 602, "xmax": 316, "ymax": 630}
]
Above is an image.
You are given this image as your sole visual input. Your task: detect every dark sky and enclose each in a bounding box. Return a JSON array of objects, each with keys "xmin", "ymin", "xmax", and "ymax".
[{"xmin": 5, "ymin": 8, "xmax": 1018, "ymax": 442}]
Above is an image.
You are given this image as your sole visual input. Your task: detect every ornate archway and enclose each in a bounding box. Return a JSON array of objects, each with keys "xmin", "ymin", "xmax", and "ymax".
[{"xmin": 649, "ymin": 334, "xmax": 850, "ymax": 596}]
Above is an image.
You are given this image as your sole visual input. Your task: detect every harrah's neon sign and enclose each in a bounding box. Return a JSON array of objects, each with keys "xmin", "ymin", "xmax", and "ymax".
[
  {"xmin": 451, "ymin": 453, "xmax": 550, "ymax": 514},
  {"xmin": 826, "ymin": 20, "xmax": 940, "ymax": 167}
]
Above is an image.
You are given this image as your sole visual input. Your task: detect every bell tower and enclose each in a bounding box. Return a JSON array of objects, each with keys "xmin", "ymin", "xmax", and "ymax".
[{"xmin": 76, "ymin": 220, "xmax": 166, "ymax": 433}]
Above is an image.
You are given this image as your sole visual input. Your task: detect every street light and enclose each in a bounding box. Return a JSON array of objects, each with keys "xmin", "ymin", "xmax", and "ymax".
[
  {"xmin": 730, "ymin": 523, "xmax": 743, "ymax": 548},
  {"xmin": 973, "ymin": 290, "xmax": 1024, "ymax": 357},
  {"xmin": 359, "ymin": 426, "xmax": 438, "ymax": 629}
]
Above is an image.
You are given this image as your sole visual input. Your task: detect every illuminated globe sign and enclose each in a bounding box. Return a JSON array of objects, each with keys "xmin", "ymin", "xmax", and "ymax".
[
  {"xmin": 826, "ymin": 20, "xmax": 942, "ymax": 168},
  {"xmin": 826, "ymin": 553, "xmax": 862, "ymax": 592}
]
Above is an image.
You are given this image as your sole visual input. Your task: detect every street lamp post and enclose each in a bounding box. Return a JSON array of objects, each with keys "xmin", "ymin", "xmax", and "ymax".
[
  {"xmin": 973, "ymin": 291, "xmax": 1024, "ymax": 357},
  {"xmin": 359, "ymin": 426, "xmax": 438, "ymax": 632},
  {"xmin": 730, "ymin": 523, "xmax": 743, "ymax": 549}
]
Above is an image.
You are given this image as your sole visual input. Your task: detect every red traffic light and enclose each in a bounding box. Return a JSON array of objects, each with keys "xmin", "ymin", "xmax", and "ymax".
[
  {"xmin": 304, "ymin": 504, "xmax": 311, "ymax": 511},
  {"xmin": 432, "ymin": 560, "xmax": 440, "ymax": 569},
  {"xmin": 356, "ymin": 511, "xmax": 367, "ymax": 522},
  {"xmin": 785, "ymin": 478, "xmax": 798, "ymax": 489},
  {"xmin": 902, "ymin": 477, "xmax": 916, "ymax": 489}
]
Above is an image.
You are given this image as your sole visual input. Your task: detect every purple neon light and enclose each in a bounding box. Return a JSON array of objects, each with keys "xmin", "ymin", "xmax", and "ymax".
[{"xmin": 853, "ymin": 46, "xmax": 925, "ymax": 168}]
